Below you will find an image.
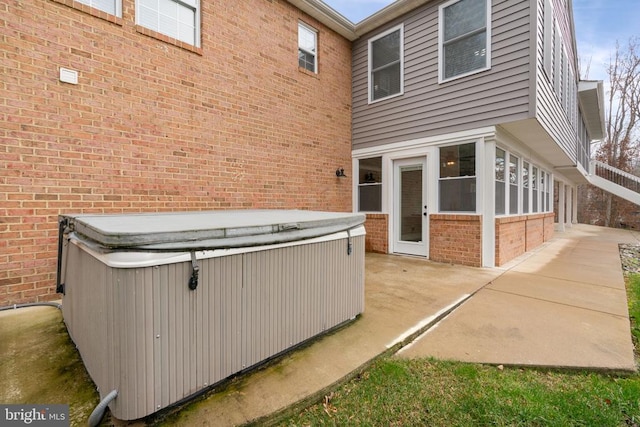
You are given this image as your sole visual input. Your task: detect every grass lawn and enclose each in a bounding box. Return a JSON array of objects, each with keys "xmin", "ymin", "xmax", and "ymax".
[{"xmin": 278, "ymin": 273, "xmax": 640, "ymax": 427}]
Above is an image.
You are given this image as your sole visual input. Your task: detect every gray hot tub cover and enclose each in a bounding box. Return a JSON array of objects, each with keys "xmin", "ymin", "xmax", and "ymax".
[{"xmin": 60, "ymin": 210, "xmax": 366, "ymax": 251}]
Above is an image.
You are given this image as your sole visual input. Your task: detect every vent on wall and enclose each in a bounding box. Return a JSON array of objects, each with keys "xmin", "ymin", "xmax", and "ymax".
[{"xmin": 59, "ymin": 67, "xmax": 78, "ymax": 85}]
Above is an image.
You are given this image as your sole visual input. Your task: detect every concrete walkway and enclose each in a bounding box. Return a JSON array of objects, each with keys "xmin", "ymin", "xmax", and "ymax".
[
  {"xmin": 171, "ymin": 224, "xmax": 639, "ymax": 426},
  {"xmin": 398, "ymin": 224, "xmax": 639, "ymax": 370}
]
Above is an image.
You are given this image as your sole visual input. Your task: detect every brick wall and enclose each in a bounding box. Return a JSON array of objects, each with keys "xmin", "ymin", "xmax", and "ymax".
[
  {"xmin": 495, "ymin": 216, "xmax": 526, "ymax": 266},
  {"xmin": 495, "ymin": 213, "xmax": 556, "ymax": 265},
  {"xmin": 430, "ymin": 214, "xmax": 482, "ymax": 267},
  {"xmin": 525, "ymin": 214, "xmax": 545, "ymax": 251},
  {"xmin": 1, "ymin": 0, "xmax": 353, "ymax": 304},
  {"xmin": 364, "ymin": 214, "xmax": 388, "ymax": 253},
  {"xmin": 543, "ymin": 213, "xmax": 555, "ymax": 241}
]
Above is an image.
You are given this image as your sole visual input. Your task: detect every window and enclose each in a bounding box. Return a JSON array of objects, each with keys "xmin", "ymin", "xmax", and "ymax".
[
  {"xmin": 543, "ymin": 0, "xmax": 553, "ymax": 79},
  {"xmin": 522, "ymin": 161, "xmax": 530, "ymax": 214},
  {"xmin": 369, "ymin": 25, "xmax": 403, "ymax": 102},
  {"xmin": 553, "ymin": 25, "xmax": 561, "ymax": 94},
  {"xmin": 439, "ymin": 0, "xmax": 490, "ymax": 81},
  {"xmin": 532, "ymin": 167, "xmax": 539, "ymax": 213},
  {"xmin": 509, "ymin": 154, "xmax": 519, "ymax": 214},
  {"xmin": 77, "ymin": 0, "xmax": 121, "ymax": 16},
  {"xmin": 358, "ymin": 158, "xmax": 382, "ymax": 212},
  {"xmin": 543, "ymin": 172, "xmax": 551, "ymax": 212},
  {"xmin": 439, "ymin": 143, "xmax": 476, "ymax": 212},
  {"xmin": 495, "ymin": 148, "xmax": 506, "ymax": 215},
  {"xmin": 138, "ymin": 0, "xmax": 200, "ymax": 46},
  {"xmin": 298, "ymin": 22, "xmax": 317, "ymax": 73}
]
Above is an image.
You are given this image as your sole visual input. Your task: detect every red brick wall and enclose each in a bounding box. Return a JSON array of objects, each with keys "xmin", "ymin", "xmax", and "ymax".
[
  {"xmin": 364, "ymin": 214, "xmax": 388, "ymax": 253},
  {"xmin": 525, "ymin": 214, "xmax": 545, "ymax": 251},
  {"xmin": 1, "ymin": 0, "xmax": 353, "ymax": 304},
  {"xmin": 543, "ymin": 213, "xmax": 555, "ymax": 241},
  {"xmin": 430, "ymin": 214, "xmax": 482, "ymax": 267},
  {"xmin": 495, "ymin": 216, "xmax": 526, "ymax": 266},
  {"xmin": 495, "ymin": 213, "xmax": 556, "ymax": 266}
]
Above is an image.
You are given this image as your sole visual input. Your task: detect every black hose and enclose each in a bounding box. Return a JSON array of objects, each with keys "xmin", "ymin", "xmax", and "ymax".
[{"xmin": 56, "ymin": 217, "xmax": 69, "ymax": 294}]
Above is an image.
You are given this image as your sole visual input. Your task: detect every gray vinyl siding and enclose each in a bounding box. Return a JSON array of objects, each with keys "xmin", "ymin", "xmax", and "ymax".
[
  {"xmin": 534, "ymin": 0, "xmax": 578, "ymax": 164},
  {"xmin": 62, "ymin": 235, "xmax": 365, "ymax": 421},
  {"xmin": 352, "ymin": 0, "xmax": 532, "ymax": 150}
]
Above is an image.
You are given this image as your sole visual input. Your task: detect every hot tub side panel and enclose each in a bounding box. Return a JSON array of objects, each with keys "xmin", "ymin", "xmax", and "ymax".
[
  {"xmin": 65, "ymin": 233, "xmax": 365, "ymax": 421},
  {"xmin": 241, "ymin": 234, "xmax": 365, "ymax": 369},
  {"xmin": 62, "ymin": 242, "xmax": 112, "ymax": 398}
]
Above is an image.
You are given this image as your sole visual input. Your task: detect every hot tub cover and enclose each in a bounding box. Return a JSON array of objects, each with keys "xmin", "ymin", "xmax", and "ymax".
[{"xmin": 60, "ymin": 210, "xmax": 366, "ymax": 251}]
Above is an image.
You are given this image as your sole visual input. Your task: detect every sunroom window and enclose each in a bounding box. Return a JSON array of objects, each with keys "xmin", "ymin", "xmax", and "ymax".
[
  {"xmin": 358, "ymin": 157, "xmax": 382, "ymax": 212},
  {"xmin": 369, "ymin": 25, "xmax": 403, "ymax": 102},
  {"xmin": 495, "ymin": 148, "xmax": 506, "ymax": 215},
  {"xmin": 439, "ymin": 143, "xmax": 476, "ymax": 212},
  {"xmin": 532, "ymin": 167, "xmax": 539, "ymax": 212},
  {"xmin": 523, "ymin": 161, "xmax": 530, "ymax": 214},
  {"xmin": 440, "ymin": 0, "xmax": 490, "ymax": 81},
  {"xmin": 509, "ymin": 154, "xmax": 519, "ymax": 215}
]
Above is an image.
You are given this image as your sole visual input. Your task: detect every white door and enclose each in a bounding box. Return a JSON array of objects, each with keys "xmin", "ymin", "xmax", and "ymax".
[{"xmin": 393, "ymin": 157, "xmax": 428, "ymax": 256}]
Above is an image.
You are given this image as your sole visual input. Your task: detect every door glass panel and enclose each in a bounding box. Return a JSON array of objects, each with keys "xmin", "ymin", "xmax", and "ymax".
[{"xmin": 400, "ymin": 165, "xmax": 422, "ymax": 242}]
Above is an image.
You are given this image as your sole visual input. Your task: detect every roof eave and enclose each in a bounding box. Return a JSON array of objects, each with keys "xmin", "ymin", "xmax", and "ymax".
[
  {"xmin": 354, "ymin": 0, "xmax": 432, "ymax": 37},
  {"xmin": 578, "ymin": 80, "xmax": 606, "ymax": 140},
  {"xmin": 287, "ymin": 0, "xmax": 357, "ymax": 40}
]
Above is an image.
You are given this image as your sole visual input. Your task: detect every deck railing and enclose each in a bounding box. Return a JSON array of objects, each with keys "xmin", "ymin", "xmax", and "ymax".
[{"xmin": 590, "ymin": 160, "xmax": 640, "ymax": 194}]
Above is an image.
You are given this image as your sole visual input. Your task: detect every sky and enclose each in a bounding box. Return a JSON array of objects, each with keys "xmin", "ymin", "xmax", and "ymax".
[{"xmin": 323, "ymin": 0, "xmax": 640, "ymax": 81}]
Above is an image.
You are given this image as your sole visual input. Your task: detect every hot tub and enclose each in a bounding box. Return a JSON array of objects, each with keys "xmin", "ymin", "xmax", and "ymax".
[{"xmin": 57, "ymin": 210, "xmax": 365, "ymax": 421}]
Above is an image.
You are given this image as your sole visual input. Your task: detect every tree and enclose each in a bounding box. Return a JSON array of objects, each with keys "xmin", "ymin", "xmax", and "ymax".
[{"xmin": 580, "ymin": 37, "xmax": 640, "ymax": 228}]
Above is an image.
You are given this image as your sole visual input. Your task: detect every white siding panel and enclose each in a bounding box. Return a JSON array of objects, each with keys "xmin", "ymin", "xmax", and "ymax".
[{"xmin": 534, "ymin": 0, "xmax": 577, "ymax": 162}]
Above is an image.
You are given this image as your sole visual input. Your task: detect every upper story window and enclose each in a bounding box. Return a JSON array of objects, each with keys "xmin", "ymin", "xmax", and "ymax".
[
  {"xmin": 439, "ymin": 0, "xmax": 491, "ymax": 82},
  {"xmin": 77, "ymin": 0, "xmax": 121, "ymax": 16},
  {"xmin": 138, "ymin": 0, "xmax": 200, "ymax": 47},
  {"xmin": 298, "ymin": 22, "xmax": 318, "ymax": 73},
  {"xmin": 543, "ymin": 0, "xmax": 554, "ymax": 79},
  {"xmin": 368, "ymin": 25, "xmax": 403, "ymax": 103}
]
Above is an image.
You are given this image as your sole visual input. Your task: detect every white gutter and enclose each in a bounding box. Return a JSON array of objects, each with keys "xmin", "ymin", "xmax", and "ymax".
[
  {"xmin": 287, "ymin": 0, "xmax": 356, "ymax": 40},
  {"xmin": 355, "ymin": 0, "xmax": 432, "ymax": 37},
  {"xmin": 288, "ymin": 0, "xmax": 433, "ymax": 41}
]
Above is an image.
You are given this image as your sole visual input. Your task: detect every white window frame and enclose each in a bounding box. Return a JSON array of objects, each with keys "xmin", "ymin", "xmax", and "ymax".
[
  {"xmin": 495, "ymin": 147, "xmax": 507, "ymax": 216},
  {"xmin": 553, "ymin": 23, "xmax": 562, "ymax": 95},
  {"xmin": 137, "ymin": 0, "xmax": 201, "ymax": 47},
  {"xmin": 496, "ymin": 147, "xmax": 554, "ymax": 216},
  {"xmin": 438, "ymin": 0, "xmax": 491, "ymax": 83},
  {"xmin": 77, "ymin": 0, "xmax": 121, "ymax": 17},
  {"xmin": 298, "ymin": 22, "xmax": 318, "ymax": 73},
  {"xmin": 357, "ymin": 157, "xmax": 383, "ymax": 213},
  {"xmin": 438, "ymin": 141, "xmax": 477, "ymax": 213},
  {"xmin": 368, "ymin": 24, "xmax": 404, "ymax": 104}
]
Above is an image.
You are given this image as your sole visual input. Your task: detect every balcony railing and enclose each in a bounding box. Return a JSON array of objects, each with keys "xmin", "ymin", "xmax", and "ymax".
[{"xmin": 590, "ymin": 160, "xmax": 640, "ymax": 194}]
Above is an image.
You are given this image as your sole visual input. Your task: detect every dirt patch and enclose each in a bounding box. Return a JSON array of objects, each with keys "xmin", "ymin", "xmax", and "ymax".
[{"xmin": 0, "ymin": 306, "xmax": 99, "ymax": 426}]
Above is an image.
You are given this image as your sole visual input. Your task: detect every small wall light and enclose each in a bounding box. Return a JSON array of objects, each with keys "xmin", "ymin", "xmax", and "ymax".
[{"xmin": 335, "ymin": 168, "xmax": 347, "ymax": 177}]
